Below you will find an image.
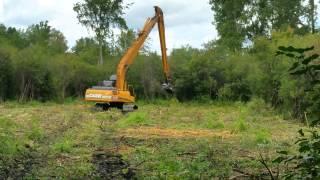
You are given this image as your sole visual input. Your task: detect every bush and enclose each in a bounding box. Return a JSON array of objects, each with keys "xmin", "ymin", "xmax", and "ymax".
[
  {"xmin": 206, "ymin": 120, "xmax": 225, "ymax": 129},
  {"xmin": 116, "ymin": 112, "xmax": 150, "ymax": 128},
  {"xmin": 247, "ymin": 98, "xmax": 271, "ymax": 115},
  {"xmin": 0, "ymin": 118, "xmax": 21, "ymax": 156},
  {"xmin": 204, "ymin": 111, "xmax": 225, "ymax": 129},
  {"xmin": 218, "ymin": 81, "xmax": 252, "ymax": 102},
  {"xmin": 233, "ymin": 117, "xmax": 249, "ymax": 132},
  {"xmin": 273, "ymin": 45, "xmax": 320, "ymax": 179},
  {"xmin": 255, "ymin": 130, "xmax": 271, "ymax": 145},
  {"xmin": 27, "ymin": 118, "xmax": 44, "ymax": 141},
  {"xmin": 275, "ymin": 130, "xmax": 320, "ymax": 179},
  {"xmin": 0, "ymin": 50, "xmax": 12, "ymax": 101},
  {"xmin": 53, "ymin": 139, "xmax": 73, "ymax": 153}
]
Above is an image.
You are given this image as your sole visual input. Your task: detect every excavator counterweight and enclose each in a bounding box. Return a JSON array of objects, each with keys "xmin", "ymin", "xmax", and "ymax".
[{"xmin": 85, "ymin": 6, "xmax": 172, "ymax": 112}]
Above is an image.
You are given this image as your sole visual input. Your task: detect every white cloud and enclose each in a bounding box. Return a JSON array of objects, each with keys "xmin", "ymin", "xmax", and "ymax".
[
  {"xmin": 0, "ymin": 1, "xmax": 3, "ymax": 19},
  {"xmin": 0, "ymin": 0, "xmax": 217, "ymax": 52},
  {"xmin": 123, "ymin": 0, "xmax": 217, "ymax": 52},
  {"xmin": 2, "ymin": 0, "xmax": 54, "ymax": 28}
]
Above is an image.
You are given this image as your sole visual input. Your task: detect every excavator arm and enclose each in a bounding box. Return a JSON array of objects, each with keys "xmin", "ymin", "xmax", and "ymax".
[{"xmin": 116, "ymin": 6, "xmax": 172, "ymax": 92}]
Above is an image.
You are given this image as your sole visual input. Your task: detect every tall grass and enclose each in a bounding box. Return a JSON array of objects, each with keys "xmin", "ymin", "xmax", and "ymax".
[{"xmin": 115, "ymin": 112, "xmax": 151, "ymax": 128}]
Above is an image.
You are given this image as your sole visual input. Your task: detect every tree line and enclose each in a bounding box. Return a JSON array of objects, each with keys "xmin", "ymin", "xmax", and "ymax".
[{"xmin": 0, "ymin": 0, "xmax": 319, "ymax": 120}]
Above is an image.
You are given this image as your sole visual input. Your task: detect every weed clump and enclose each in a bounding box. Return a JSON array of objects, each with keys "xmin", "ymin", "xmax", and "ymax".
[
  {"xmin": 0, "ymin": 118, "xmax": 21, "ymax": 156},
  {"xmin": 116, "ymin": 112, "xmax": 151, "ymax": 128},
  {"xmin": 0, "ymin": 118, "xmax": 39, "ymax": 179},
  {"xmin": 204, "ymin": 112, "xmax": 224, "ymax": 129},
  {"xmin": 53, "ymin": 139, "xmax": 73, "ymax": 153},
  {"xmin": 207, "ymin": 121, "xmax": 225, "ymax": 129},
  {"xmin": 130, "ymin": 140, "xmax": 232, "ymax": 179},
  {"xmin": 27, "ymin": 118, "xmax": 44, "ymax": 142},
  {"xmin": 247, "ymin": 98, "xmax": 271, "ymax": 116},
  {"xmin": 255, "ymin": 130, "xmax": 271, "ymax": 145},
  {"xmin": 232, "ymin": 117, "xmax": 249, "ymax": 132}
]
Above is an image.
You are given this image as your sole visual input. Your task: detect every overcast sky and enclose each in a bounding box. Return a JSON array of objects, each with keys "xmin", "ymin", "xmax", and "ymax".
[{"xmin": 0, "ymin": 0, "xmax": 218, "ymax": 52}]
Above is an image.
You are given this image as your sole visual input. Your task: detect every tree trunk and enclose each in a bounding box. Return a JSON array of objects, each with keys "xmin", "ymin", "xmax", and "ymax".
[
  {"xmin": 98, "ymin": 40, "xmax": 104, "ymax": 65},
  {"xmin": 62, "ymin": 85, "xmax": 66, "ymax": 101},
  {"xmin": 310, "ymin": 0, "xmax": 315, "ymax": 34},
  {"xmin": 19, "ymin": 74, "xmax": 25, "ymax": 102}
]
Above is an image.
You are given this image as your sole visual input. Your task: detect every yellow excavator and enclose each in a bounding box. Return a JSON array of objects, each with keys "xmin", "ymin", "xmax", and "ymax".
[{"xmin": 85, "ymin": 6, "xmax": 173, "ymax": 111}]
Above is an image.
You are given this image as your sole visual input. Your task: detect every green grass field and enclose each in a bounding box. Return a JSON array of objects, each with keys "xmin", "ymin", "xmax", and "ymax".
[{"xmin": 0, "ymin": 100, "xmax": 303, "ymax": 179}]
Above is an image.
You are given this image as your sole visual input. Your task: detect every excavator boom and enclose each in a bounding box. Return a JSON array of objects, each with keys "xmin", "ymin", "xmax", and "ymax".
[{"xmin": 116, "ymin": 6, "xmax": 172, "ymax": 91}]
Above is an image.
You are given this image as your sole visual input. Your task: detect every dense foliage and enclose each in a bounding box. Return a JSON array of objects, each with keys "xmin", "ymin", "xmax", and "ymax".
[
  {"xmin": 0, "ymin": 1, "xmax": 319, "ymax": 122},
  {"xmin": 273, "ymin": 46, "xmax": 320, "ymax": 179},
  {"xmin": 209, "ymin": 0, "xmax": 317, "ymax": 51},
  {"xmin": 0, "ymin": 22, "xmax": 320, "ymax": 117}
]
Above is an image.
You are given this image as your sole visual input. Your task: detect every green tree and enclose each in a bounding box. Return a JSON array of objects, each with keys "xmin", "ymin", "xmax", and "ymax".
[
  {"xmin": 209, "ymin": 0, "xmax": 249, "ymax": 51},
  {"xmin": 270, "ymin": 0, "xmax": 304, "ymax": 31},
  {"xmin": 26, "ymin": 21, "xmax": 68, "ymax": 54},
  {"xmin": 245, "ymin": 0, "xmax": 272, "ymax": 38},
  {"xmin": 0, "ymin": 51, "xmax": 12, "ymax": 101},
  {"xmin": 274, "ymin": 46, "xmax": 320, "ymax": 179},
  {"xmin": 246, "ymin": 0, "xmax": 303, "ymax": 36},
  {"xmin": 126, "ymin": 53, "xmax": 165, "ymax": 99},
  {"xmin": 48, "ymin": 29, "xmax": 68, "ymax": 54},
  {"xmin": 73, "ymin": 37, "xmax": 98, "ymax": 54},
  {"xmin": 71, "ymin": 61, "xmax": 104, "ymax": 97},
  {"xmin": 307, "ymin": 0, "xmax": 317, "ymax": 33},
  {"xmin": 209, "ymin": 0, "xmax": 309, "ymax": 50},
  {"xmin": 73, "ymin": 0, "xmax": 129, "ymax": 65},
  {"xmin": 13, "ymin": 45, "xmax": 54, "ymax": 102},
  {"xmin": 72, "ymin": 37, "xmax": 100, "ymax": 64},
  {"xmin": 26, "ymin": 21, "xmax": 51, "ymax": 46},
  {"xmin": 50, "ymin": 54, "xmax": 76, "ymax": 100},
  {"xmin": 0, "ymin": 24, "xmax": 28, "ymax": 49},
  {"xmin": 115, "ymin": 29, "xmax": 136, "ymax": 55}
]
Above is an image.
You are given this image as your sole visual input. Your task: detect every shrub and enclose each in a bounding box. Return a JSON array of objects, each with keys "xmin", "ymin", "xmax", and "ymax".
[
  {"xmin": 206, "ymin": 120, "xmax": 225, "ymax": 129},
  {"xmin": 205, "ymin": 112, "xmax": 225, "ymax": 129},
  {"xmin": 247, "ymin": 98, "xmax": 271, "ymax": 115},
  {"xmin": 53, "ymin": 139, "xmax": 73, "ymax": 153},
  {"xmin": 116, "ymin": 112, "xmax": 150, "ymax": 128},
  {"xmin": 27, "ymin": 118, "xmax": 44, "ymax": 141},
  {"xmin": 255, "ymin": 130, "xmax": 271, "ymax": 145},
  {"xmin": 0, "ymin": 118, "xmax": 21, "ymax": 156},
  {"xmin": 0, "ymin": 50, "xmax": 12, "ymax": 101},
  {"xmin": 273, "ymin": 45, "xmax": 320, "ymax": 179},
  {"xmin": 233, "ymin": 117, "xmax": 249, "ymax": 132},
  {"xmin": 274, "ymin": 130, "xmax": 320, "ymax": 179},
  {"xmin": 218, "ymin": 81, "xmax": 252, "ymax": 102}
]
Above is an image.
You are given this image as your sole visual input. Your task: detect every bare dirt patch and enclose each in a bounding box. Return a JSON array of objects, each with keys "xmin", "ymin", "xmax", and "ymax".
[
  {"xmin": 92, "ymin": 150, "xmax": 135, "ymax": 179},
  {"xmin": 97, "ymin": 145, "xmax": 135, "ymax": 155},
  {"xmin": 118, "ymin": 127, "xmax": 234, "ymax": 139},
  {"xmin": 0, "ymin": 148, "xmax": 42, "ymax": 179}
]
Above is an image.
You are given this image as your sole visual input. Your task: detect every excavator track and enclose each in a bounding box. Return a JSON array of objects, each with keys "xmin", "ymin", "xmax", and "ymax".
[
  {"xmin": 95, "ymin": 103, "xmax": 138, "ymax": 112},
  {"xmin": 122, "ymin": 104, "xmax": 138, "ymax": 112}
]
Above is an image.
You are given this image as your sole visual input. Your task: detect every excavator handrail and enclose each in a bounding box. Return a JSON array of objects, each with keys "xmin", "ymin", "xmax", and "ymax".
[{"xmin": 116, "ymin": 6, "xmax": 171, "ymax": 91}]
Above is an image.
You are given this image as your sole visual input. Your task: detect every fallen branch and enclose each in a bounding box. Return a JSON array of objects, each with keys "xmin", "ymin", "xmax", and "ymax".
[
  {"xmin": 232, "ymin": 168, "xmax": 256, "ymax": 177},
  {"xmin": 229, "ymin": 174, "xmax": 250, "ymax": 179},
  {"xmin": 177, "ymin": 151, "xmax": 198, "ymax": 156},
  {"xmin": 258, "ymin": 153, "xmax": 276, "ymax": 180}
]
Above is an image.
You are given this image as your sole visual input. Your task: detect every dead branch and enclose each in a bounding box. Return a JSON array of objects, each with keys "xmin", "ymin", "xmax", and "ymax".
[{"xmin": 258, "ymin": 153, "xmax": 276, "ymax": 180}]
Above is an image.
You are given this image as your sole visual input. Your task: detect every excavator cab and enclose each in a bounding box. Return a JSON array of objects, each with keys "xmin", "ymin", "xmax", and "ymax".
[{"xmin": 91, "ymin": 75, "xmax": 117, "ymax": 90}]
